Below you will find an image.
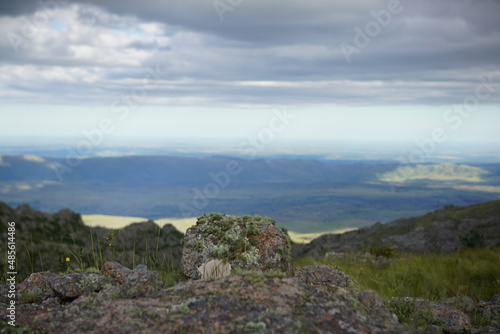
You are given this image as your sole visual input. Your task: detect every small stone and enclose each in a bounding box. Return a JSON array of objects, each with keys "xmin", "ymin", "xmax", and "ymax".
[
  {"xmin": 431, "ymin": 305, "xmax": 471, "ymax": 328},
  {"xmin": 101, "ymin": 261, "xmax": 134, "ymax": 284},
  {"xmin": 49, "ymin": 272, "xmax": 109, "ymax": 299},
  {"xmin": 126, "ymin": 265, "xmax": 162, "ymax": 288}
]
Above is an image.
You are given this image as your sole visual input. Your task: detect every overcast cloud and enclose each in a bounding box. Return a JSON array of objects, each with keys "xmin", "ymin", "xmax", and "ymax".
[{"xmin": 0, "ymin": 0, "xmax": 499, "ymax": 144}]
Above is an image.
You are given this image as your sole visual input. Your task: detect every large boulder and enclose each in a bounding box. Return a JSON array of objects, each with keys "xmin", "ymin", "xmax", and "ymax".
[{"xmin": 181, "ymin": 213, "xmax": 291, "ymax": 279}]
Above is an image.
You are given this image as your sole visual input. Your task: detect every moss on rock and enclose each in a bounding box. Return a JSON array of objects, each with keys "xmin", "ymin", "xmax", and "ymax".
[{"xmin": 181, "ymin": 213, "xmax": 291, "ymax": 279}]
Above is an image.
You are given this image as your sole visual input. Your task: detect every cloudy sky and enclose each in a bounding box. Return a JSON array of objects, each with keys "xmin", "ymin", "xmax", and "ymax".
[{"xmin": 0, "ymin": 0, "xmax": 499, "ymax": 151}]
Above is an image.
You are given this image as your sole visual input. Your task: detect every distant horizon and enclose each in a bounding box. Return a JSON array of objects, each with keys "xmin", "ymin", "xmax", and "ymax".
[{"xmin": 1, "ymin": 136, "xmax": 500, "ymax": 164}]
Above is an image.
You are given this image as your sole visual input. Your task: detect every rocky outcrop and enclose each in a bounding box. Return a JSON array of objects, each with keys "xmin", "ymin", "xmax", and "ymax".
[
  {"xmin": 294, "ymin": 200, "xmax": 500, "ymax": 258},
  {"xmin": 0, "ymin": 263, "xmax": 414, "ymax": 334},
  {"xmin": 1, "ymin": 262, "xmax": 498, "ymax": 333},
  {"xmin": 181, "ymin": 213, "xmax": 291, "ymax": 279}
]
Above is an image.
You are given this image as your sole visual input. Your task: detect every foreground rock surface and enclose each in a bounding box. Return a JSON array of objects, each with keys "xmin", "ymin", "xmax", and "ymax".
[
  {"xmin": 2, "ymin": 272, "xmax": 410, "ymax": 333},
  {"xmin": 1, "ymin": 262, "xmax": 498, "ymax": 333}
]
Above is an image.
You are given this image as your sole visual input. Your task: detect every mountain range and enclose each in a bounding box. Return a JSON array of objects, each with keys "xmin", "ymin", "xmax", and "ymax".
[{"xmin": 1, "ymin": 154, "xmax": 500, "ymax": 232}]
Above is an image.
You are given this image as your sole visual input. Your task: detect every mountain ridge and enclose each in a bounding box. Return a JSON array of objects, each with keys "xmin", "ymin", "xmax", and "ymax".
[{"xmin": 294, "ymin": 200, "xmax": 500, "ymax": 258}]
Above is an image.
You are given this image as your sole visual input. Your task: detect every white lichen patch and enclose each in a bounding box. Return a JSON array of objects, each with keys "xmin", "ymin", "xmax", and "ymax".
[
  {"xmin": 241, "ymin": 247, "xmax": 260, "ymax": 265},
  {"xmin": 208, "ymin": 242, "xmax": 230, "ymax": 258},
  {"xmin": 225, "ymin": 224, "xmax": 242, "ymax": 242}
]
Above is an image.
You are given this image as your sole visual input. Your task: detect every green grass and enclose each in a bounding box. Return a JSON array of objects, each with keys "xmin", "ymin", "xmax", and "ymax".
[
  {"xmin": 0, "ymin": 223, "xmax": 182, "ymax": 286},
  {"xmin": 294, "ymin": 247, "xmax": 500, "ymax": 302}
]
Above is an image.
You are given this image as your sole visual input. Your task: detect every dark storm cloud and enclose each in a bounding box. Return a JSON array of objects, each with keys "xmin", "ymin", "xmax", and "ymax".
[
  {"xmin": 0, "ymin": 1, "xmax": 40, "ymax": 17},
  {"xmin": 0, "ymin": 0, "xmax": 499, "ymax": 106}
]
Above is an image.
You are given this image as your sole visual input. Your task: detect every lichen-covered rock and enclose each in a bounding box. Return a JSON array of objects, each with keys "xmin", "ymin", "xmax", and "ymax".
[
  {"xmin": 24, "ymin": 271, "xmax": 419, "ymax": 334},
  {"xmin": 18, "ymin": 272, "xmax": 61, "ymax": 304},
  {"xmin": 431, "ymin": 304, "xmax": 471, "ymax": 328},
  {"xmin": 5, "ymin": 262, "xmax": 497, "ymax": 333},
  {"xmin": 295, "ymin": 264, "xmax": 358, "ymax": 293},
  {"xmin": 125, "ymin": 264, "xmax": 163, "ymax": 290},
  {"xmin": 97, "ymin": 263, "xmax": 164, "ymax": 300},
  {"xmin": 49, "ymin": 272, "xmax": 111, "ymax": 300},
  {"xmin": 101, "ymin": 261, "xmax": 134, "ymax": 284},
  {"xmin": 181, "ymin": 213, "xmax": 291, "ymax": 279}
]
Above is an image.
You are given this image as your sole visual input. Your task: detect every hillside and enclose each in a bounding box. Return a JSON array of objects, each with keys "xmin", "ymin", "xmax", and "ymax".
[
  {"xmin": 0, "ymin": 202, "xmax": 184, "ymax": 282},
  {"xmin": 294, "ymin": 200, "xmax": 500, "ymax": 258}
]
